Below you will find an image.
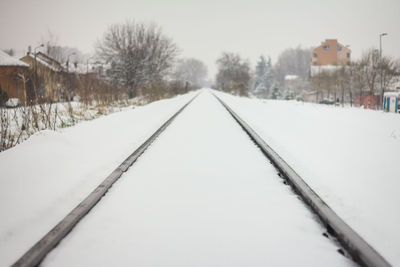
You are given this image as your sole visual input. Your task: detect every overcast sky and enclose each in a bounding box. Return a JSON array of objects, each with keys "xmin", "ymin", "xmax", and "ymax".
[{"xmin": 1, "ymin": 0, "xmax": 399, "ymax": 77}]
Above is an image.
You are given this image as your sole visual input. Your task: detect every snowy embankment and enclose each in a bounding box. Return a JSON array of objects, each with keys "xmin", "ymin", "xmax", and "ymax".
[
  {"xmin": 0, "ymin": 92, "xmax": 196, "ymax": 266},
  {"xmin": 216, "ymin": 90, "xmax": 400, "ymax": 266},
  {"xmin": 0, "ymin": 98, "xmax": 148, "ymax": 152}
]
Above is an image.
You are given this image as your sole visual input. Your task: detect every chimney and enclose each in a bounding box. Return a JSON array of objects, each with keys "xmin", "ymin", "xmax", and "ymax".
[{"xmin": 27, "ymin": 46, "xmax": 32, "ymax": 55}]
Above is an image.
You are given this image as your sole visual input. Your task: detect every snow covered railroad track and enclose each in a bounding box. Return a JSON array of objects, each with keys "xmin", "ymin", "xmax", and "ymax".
[
  {"xmin": 213, "ymin": 93, "xmax": 391, "ymax": 267},
  {"xmin": 11, "ymin": 94, "xmax": 199, "ymax": 267},
  {"xmin": 10, "ymin": 90, "xmax": 390, "ymax": 267}
]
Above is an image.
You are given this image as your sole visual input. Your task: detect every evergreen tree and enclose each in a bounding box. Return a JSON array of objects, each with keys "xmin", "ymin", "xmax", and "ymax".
[
  {"xmin": 252, "ymin": 55, "xmax": 273, "ymax": 97},
  {"xmin": 271, "ymin": 84, "xmax": 281, "ymax": 99}
]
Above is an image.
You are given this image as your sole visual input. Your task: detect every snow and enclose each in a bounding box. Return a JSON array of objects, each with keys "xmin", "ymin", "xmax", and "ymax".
[
  {"xmin": 0, "ymin": 50, "xmax": 29, "ymax": 67},
  {"xmin": 5, "ymin": 98, "xmax": 20, "ymax": 107},
  {"xmin": 384, "ymin": 91, "xmax": 400, "ymax": 97},
  {"xmin": 215, "ymin": 91, "xmax": 400, "ymax": 266},
  {"xmin": 0, "ymin": 100, "xmax": 143, "ymax": 152},
  {"xmin": 0, "ymin": 92, "xmax": 196, "ymax": 266},
  {"xmin": 41, "ymin": 91, "xmax": 353, "ymax": 266},
  {"xmin": 310, "ymin": 65, "xmax": 342, "ymax": 76},
  {"xmin": 284, "ymin": 74, "xmax": 299, "ymax": 80}
]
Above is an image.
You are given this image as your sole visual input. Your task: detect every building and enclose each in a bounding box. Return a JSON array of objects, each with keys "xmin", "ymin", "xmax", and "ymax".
[
  {"xmin": 310, "ymin": 39, "xmax": 351, "ymax": 77},
  {"xmin": 0, "ymin": 50, "xmax": 30, "ymax": 103},
  {"xmin": 20, "ymin": 51, "xmax": 65, "ymax": 73},
  {"xmin": 20, "ymin": 52, "xmax": 66, "ymax": 101},
  {"xmin": 311, "ymin": 39, "xmax": 351, "ymax": 66}
]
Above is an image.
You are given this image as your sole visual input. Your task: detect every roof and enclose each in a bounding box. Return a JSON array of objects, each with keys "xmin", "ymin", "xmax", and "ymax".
[
  {"xmin": 384, "ymin": 92, "xmax": 400, "ymax": 97},
  {"xmin": 314, "ymin": 39, "xmax": 351, "ymax": 52},
  {"xmin": 284, "ymin": 75, "xmax": 299, "ymax": 81},
  {"xmin": 0, "ymin": 50, "xmax": 29, "ymax": 67},
  {"xmin": 310, "ymin": 65, "xmax": 342, "ymax": 76},
  {"xmin": 21, "ymin": 53, "xmax": 65, "ymax": 72}
]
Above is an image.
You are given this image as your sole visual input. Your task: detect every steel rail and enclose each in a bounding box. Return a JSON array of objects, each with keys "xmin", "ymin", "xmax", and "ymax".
[
  {"xmin": 12, "ymin": 93, "xmax": 199, "ymax": 267},
  {"xmin": 213, "ymin": 93, "xmax": 391, "ymax": 267}
]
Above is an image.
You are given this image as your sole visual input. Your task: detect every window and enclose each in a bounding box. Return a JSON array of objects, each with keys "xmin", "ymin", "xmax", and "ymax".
[
  {"xmin": 313, "ymin": 52, "xmax": 318, "ymax": 57},
  {"xmin": 337, "ymin": 45, "xmax": 342, "ymax": 51},
  {"xmin": 347, "ymin": 53, "xmax": 350, "ymax": 58},
  {"xmin": 323, "ymin": 45, "xmax": 329, "ymax": 51}
]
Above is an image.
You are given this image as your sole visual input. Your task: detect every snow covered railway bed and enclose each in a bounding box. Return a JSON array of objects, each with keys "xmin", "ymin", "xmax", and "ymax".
[
  {"xmin": 0, "ymin": 92, "xmax": 197, "ymax": 267},
  {"xmin": 28, "ymin": 92, "xmax": 355, "ymax": 266},
  {"xmin": 214, "ymin": 93, "xmax": 391, "ymax": 267},
  {"xmin": 214, "ymin": 90, "xmax": 400, "ymax": 266}
]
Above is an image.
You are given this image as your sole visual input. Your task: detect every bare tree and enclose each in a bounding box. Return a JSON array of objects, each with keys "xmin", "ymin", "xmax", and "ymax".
[
  {"xmin": 351, "ymin": 49, "xmax": 398, "ymax": 107},
  {"xmin": 171, "ymin": 58, "xmax": 208, "ymax": 88},
  {"xmin": 310, "ymin": 71, "xmax": 335, "ymax": 101},
  {"xmin": 274, "ymin": 46, "xmax": 311, "ymax": 83},
  {"xmin": 216, "ymin": 52, "xmax": 251, "ymax": 96},
  {"xmin": 381, "ymin": 56, "xmax": 399, "ymax": 98},
  {"xmin": 359, "ymin": 49, "xmax": 380, "ymax": 96},
  {"xmin": 96, "ymin": 21, "xmax": 179, "ymax": 97}
]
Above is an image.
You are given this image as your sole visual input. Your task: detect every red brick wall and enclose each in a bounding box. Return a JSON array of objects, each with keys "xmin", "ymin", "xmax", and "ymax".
[
  {"xmin": 0, "ymin": 66, "xmax": 29, "ymax": 102},
  {"xmin": 354, "ymin": 95, "xmax": 381, "ymax": 109}
]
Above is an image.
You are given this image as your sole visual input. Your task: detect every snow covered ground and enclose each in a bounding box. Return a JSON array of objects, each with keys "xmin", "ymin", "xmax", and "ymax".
[
  {"xmin": 215, "ymin": 90, "xmax": 400, "ymax": 266},
  {"xmin": 2, "ymin": 89, "xmax": 396, "ymax": 266},
  {"xmin": 41, "ymin": 91, "xmax": 352, "ymax": 266},
  {"xmin": 0, "ymin": 98, "xmax": 148, "ymax": 152},
  {"xmin": 0, "ymin": 92, "xmax": 196, "ymax": 266}
]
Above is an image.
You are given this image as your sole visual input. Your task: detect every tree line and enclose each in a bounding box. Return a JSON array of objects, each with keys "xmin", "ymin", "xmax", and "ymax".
[
  {"xmin": 311, "ymin": 49, "xmax": 399, "ymax": 106},
  {"xmin": 214, "ymin": 47, "xmax": 399, "ymax": 106},
  {"xmin": 214, "ymin": 46, "xmax": 312, "ymax": 97}
]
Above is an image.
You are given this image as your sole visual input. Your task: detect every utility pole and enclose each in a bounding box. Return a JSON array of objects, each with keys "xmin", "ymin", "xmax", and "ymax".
[
  {"xmin": 33, "ymin": 44, "xmax": 44, "ymax": 101},
  {"xmin": 380, "ymin": 33, "xmax": 388, "ymax": 108},
  {"xmin": 66, "ymin": 52, "xmax": 76, "ymax": 101}
]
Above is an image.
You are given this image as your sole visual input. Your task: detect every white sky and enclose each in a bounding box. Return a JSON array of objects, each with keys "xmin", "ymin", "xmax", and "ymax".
[{"xmin": 1, "ymin": 0, "xmax": 399, "ymax": 78}]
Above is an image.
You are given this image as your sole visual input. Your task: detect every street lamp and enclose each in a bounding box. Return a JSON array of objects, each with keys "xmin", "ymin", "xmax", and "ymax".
[
  {"xmin": 66, "ymin": 52, "xmax": 76, "ymax": 101},
  {"xmin": 33, "ymin": 44, "xmax": 44, "ymax": 71},
  {"xmin": 380, "ymin": 33, "xmax": 388, "ymax": 108}
]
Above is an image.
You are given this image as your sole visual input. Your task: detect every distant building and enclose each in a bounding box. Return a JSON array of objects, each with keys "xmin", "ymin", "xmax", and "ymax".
[
  {"xmin": 20, "ymin": 51, "xmax": 66, "ymax": 101},
  {"xmin": 0, "ymin": 50, "xmax": 30, "ymax": 103},
  {"xmin": 310, "ymin": 39, "xmax": 351, "ymax": 76},
  {"xmin": 311, "ymin": 39, "xmax": 351, "ymax": 66},
  {"xmin": 20, "ymin": 51, "xmax": 65, "ymax": 73}
]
